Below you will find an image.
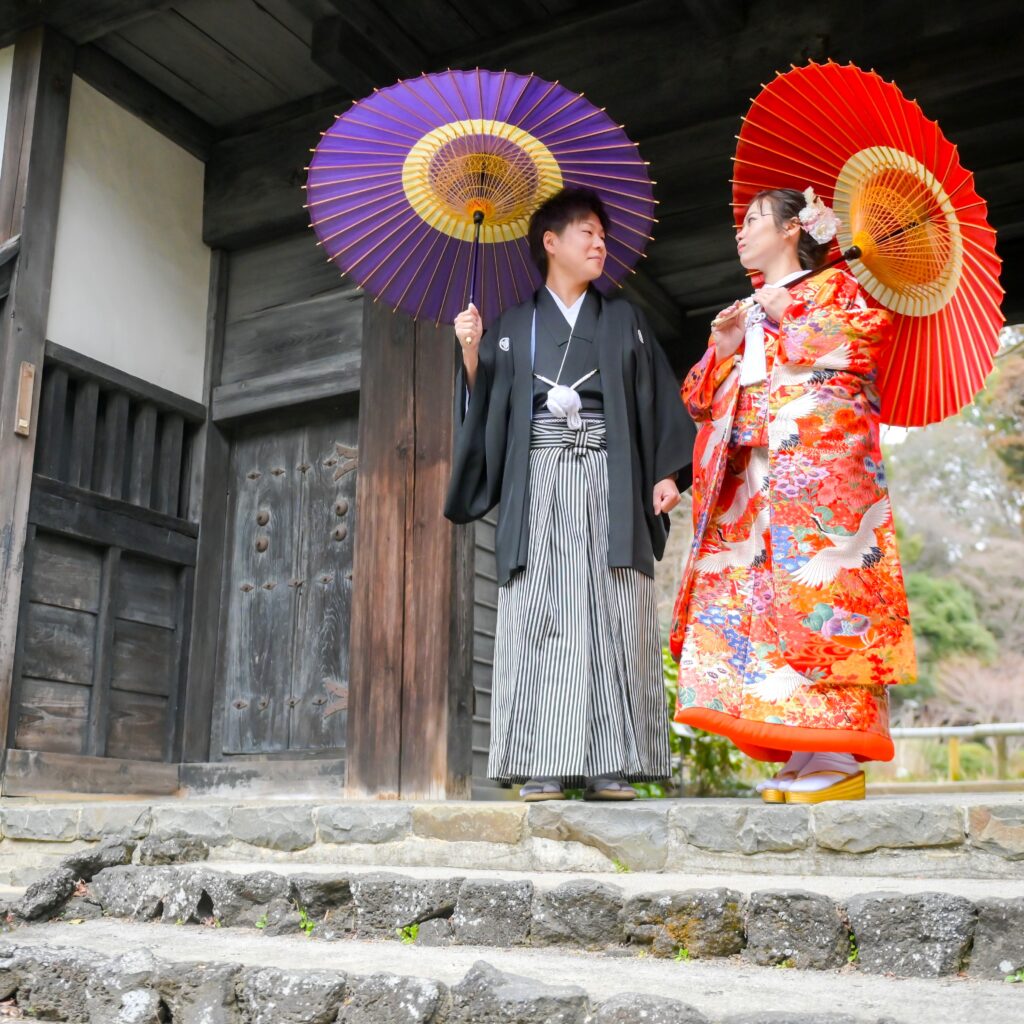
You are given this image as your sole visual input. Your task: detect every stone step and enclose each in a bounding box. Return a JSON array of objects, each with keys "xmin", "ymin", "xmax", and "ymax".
[
  {"xmin": 5, "ymin": 919, "xmax": 1023, "ymax": 1024},
  {"xmin": 1, "ymin": 793, "xmax": 1022, "ymax": 886},
  {"xmin": 2, "ymin": 844, "xmax": 1022, "ymax": 985}
]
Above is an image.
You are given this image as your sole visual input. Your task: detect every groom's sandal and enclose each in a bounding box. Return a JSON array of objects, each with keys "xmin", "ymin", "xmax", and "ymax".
[
  {"xmin": 583, "ymin": 777, "xmax": 637, "ymax": 801},
  {"xmin": 519, "ymin": 777, "xmax": 565, "ymax": 802}
]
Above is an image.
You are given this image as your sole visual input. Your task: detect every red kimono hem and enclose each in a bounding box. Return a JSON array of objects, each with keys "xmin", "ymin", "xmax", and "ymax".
[{"xmin": 675, "ymin": 708, "xmax": 894, "ymax": 764}]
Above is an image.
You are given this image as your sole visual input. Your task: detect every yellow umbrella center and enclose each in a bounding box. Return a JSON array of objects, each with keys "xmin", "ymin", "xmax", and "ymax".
[
  {"xmin": 833, "ymin": 145, "xmax": 963, "ymax": 317},
  {"xmin": 402, "ymin": 119, "xmax": 564, "ymax": 242}
]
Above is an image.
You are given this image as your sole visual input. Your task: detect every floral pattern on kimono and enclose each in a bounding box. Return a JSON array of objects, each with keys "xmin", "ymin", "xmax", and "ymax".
[{"xmin": 669, "ymin": 269, "xmax": 916, "ymax": 762}]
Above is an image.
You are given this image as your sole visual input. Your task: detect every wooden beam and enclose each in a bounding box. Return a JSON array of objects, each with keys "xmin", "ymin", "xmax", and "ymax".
[
  {"xmin": 74, "ymin": 43, "xmax": 214, "ymax": 161},
  {"xmin": 0, "ymin": 1, "xmax": 176, "ymax": 49},
  {"xmin": 211, "ymin": 352, "xmax": 361, "ymax": 423},
  {"xmin": 45, "ymin": 341, "xmax": 206, "ymax": 421},
  {"xmin": 0, "ymin": 26, "xmax": 75, "ymax": 766},
  {"xmin": 322, "ymin": 0, "xmax": 429, "ymax": 79},
  {"xmin": 310, "ymin": 16, "xmax": 381, "ymax": 98},
  {"xmin": 1, "ymin": 748, "xmax": 179, "ymax": 796}
]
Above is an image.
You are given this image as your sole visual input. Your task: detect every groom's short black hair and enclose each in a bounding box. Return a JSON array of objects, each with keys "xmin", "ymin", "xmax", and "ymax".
[{"xmin": 528, "ymin": 187, "xmax": 610, "ymax": 277}]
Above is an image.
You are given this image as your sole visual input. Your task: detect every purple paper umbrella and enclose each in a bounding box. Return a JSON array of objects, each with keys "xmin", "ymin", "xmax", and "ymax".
[{"xmin": 305, "ymin": 68, "xmax": 657, "ymax": 328}]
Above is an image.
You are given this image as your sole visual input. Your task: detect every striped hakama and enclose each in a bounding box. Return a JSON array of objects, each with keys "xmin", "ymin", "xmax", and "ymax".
[{"xmin": 488, "ymin": 417, "xmax": 671, "ymax": 787}]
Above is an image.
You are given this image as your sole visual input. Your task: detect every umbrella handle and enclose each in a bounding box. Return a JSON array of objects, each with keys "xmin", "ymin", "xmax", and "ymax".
[{"xmin": 468, "ymin": 210, "xmax": 484, "ymax": 308}]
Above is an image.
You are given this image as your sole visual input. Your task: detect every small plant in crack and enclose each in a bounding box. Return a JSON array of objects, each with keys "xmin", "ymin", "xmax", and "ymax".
[
  {"xmin": 848, "ymin": 935, "xmax": 859, "ymax": 964},
  {"xmin": 295, "ymin": 903, "xmax": 315, "ymax": 937},
  {"xmin": 673, "ymin": 947, "xmax": 691, "ymax": 962},
  {"xmin": 396, "ymin": 923, "xmax": 419, "ymax": 944},
  {"xmin": 254, "ymin": 913, "xmax": 269, "ymax": 930}
]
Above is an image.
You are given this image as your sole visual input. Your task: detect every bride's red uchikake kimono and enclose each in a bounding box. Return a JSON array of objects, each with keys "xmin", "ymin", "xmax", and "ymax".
[{"xmin": 670, "ymin": 268, "xmax": 917, "ymax": 763}]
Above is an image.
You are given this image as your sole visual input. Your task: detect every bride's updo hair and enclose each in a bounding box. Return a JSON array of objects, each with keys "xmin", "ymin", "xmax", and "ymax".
[{"xmin": 749, "ymin": 188, "xmax": 830, "ymax": 271}]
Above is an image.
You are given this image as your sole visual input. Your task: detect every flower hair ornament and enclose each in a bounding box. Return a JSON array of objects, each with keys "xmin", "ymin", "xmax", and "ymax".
[{"xmin": 798, "ymin": 187, "xmax": 840, "ymax": 244}]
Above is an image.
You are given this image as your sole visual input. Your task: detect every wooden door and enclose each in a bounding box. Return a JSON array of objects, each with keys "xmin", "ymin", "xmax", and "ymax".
[{"xmin": 220, "ymin": 403, "xmax": 357, "ymax": 756}]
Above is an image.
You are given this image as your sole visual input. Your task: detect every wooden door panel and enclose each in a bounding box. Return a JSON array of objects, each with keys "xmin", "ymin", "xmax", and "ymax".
[
  {"xmin": 289, "ymin": 424, "xmax": 356, "ymax": 751},
  {"xmin": 21, "ymin": 603, "xmax": 96, "ymax": 686},
  {"xmin": 13, "ymin": 678, "xmax": 89, "ymax": 754},
  {"xmin": 111, "ymin": 619, "xmax": 176, "ymax": 697},
  {"xmin": 106, "ymin": 690, "xmax": 167, "ymax": 761},
  {"xmin": 116, "ymin": 555, "xmax": 178, "ymax": 628},
  {"xmin": 219, "ymin": 405, "xmax": 357, "ymax": 756},
  {"xmin": 26, "ymin": 533, "xmax": 102, "ymax": 612},
  {"xmin": 222, "ymin": 427, "xmax": 300, "ymax": 753}
]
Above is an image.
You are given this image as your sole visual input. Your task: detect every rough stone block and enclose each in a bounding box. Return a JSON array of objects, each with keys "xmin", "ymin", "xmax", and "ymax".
[
  {"xmin": 13, "ymin": 866, "xmax": 77, "ymax": 921},
  {"xmin": 966, "ymin": 897, "xmax": 1024, "ymax": 980},
  {"xmin": 846, "ymin": 891, "xmax": 976, "ymax": 976},
  {"xmin": 202, "ymin": 870, "xmax": 291, "ymax": 927},
  {"xmin": 350, "ymin": 872, "xmax": 462, "ymax": 934},
  {"xmin": 3, "ymin": 945, "xmax": 104, "ymax": 1021},
  {"xmin": 89, "ymin": 865, "xmax": 169, "ymax": 920},
  {"xmin": 78, "ymin": 804, "xmax": 153, "ymax": 841},
  {"xmin": 448, "ymin": 960, "xmax": 589, "ymax": 1024},
  {"xmin": 592, "ymin": 993, "xmax": 709, "ymax": 1023},
  {"xmin": 624, "ymin": 888, "xmax": 745, "ymax": 958},
  {"xmin": 671, "ymin": 803, "xmax": 810, "ymax": 854},
  {"xmin": 743, "ymin": 890, "xmax": 848, "ymax": 970},
  {"xmin": 290, "ymin": 873, "xmax": 353, "ymax": 920},
  {"xmin": 416, "ymin": 917, "xmax": 454, "ymax": 946},
  {"xmin": 412, "ymin": 804, "xmax": 526, "ymax": 844},
  {"xmin": 153, "ymin": 961, "xmax": 240, "ymax": 1024},
  {"xmin": 60, "ymin": 838, "xmax": 137, "ymax": 880},
  {"xmin": 968, "ymin": 804, "xmax": 1024, "ymax": 860},
  {"xmin": 527, "ymin": 803, "xmax": 669, "ymax": 870},
  {"xmin": 150, "ymin": 805, "xmax": 232, "ymax": 846},
  {"xmin": 813, "ymin": 802, "xmax": 963, "ymax": 854},
  {"xmin": 337, "ymin": 973, "xmax": 446, "ymax": 1023},
  {"xmin": 452, "ymin": 879, "xmax": 533, "ymax": 946},
  {"xmin": 531, "ymin": 879, "xmax": 625, "ymax": 948},
  {"xmin": 228, "ymin": 805, "xmax": 316, "ymax": 851},
  {"xmin": 237, "ymin": 966, "xmax": 346, "ymax": 1024},
  {"xmin": 0, "ymin": 806, "xmax": 79, "ymax": 841},
  {"xmin": 138, "ymin": 836, "xmax": 209, "ymax": 865},
  {"xmin": 315, "ymin": 803, "xmax": 412, "ymax": 845}
]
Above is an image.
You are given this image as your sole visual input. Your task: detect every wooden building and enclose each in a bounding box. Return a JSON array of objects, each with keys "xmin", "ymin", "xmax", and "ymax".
[{"xmin": 0, "ymin": 0, "xmax": 1020, "ymax": 800}]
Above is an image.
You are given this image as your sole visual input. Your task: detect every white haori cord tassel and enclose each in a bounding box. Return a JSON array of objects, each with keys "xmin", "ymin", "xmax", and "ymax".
[{"xmin": 536, "ymin": 371, "xmax": 599, "ymax": 429}]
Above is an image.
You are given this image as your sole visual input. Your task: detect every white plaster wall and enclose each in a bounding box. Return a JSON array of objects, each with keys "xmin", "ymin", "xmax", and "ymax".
[
  {"xmin": 0, "ymin": 46, "xmax": 14, "ymax": 167},
  {"xmin": 47, "ymin": 77, "xmax": 210, "ymax": 401}
]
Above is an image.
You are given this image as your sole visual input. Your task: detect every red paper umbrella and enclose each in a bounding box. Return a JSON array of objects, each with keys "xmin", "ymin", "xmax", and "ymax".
[{"xmin": 732, "ymin": 61, "xmax": 1004, "ymax": 426}]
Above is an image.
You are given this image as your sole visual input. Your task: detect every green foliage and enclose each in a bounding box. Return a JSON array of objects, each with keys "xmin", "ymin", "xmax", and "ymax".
[
  {"xmin": 904, "ymin": 573, "xmax": 997, "ymax": 691},
  {"xmin": 1005, "ymin": 967, "xmax": 1024, "ymax": 983},
  {"xmin": 663, "ymin": 649, "xmax": 746, "ymax": 796},
  {"xmin": 397, "ymin": 923, "xmax": 419, "ymax": 944},
  {"xmin": 611, "ymin": 858, "xmax": 631, "ymax": 874},
  {"xmin": 848, "ymin": 935, "xmax": 859, "ymax": 964},
  {"xmin": 254, "ymin": 913, "xmax": 268, "ymax": 930},
  {"xmin": 295, "ymin": 903, "xmax": 315, "ymax": 937},
  {"xmin": 673, "ymin": 946, "xmax": 691, "ymax": 962}
]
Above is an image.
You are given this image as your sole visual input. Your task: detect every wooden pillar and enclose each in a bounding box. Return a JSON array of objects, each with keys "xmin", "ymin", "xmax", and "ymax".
[
  {"xmin": 0, "ymin": 28, "xmax": 75, "ymax": 754},
  {"xmin": 180, "ymin": 250, "xmax": 230, "ymax": 763},
  {"xmin": 347, "ymin": 300, "xmax": 473, "ymax": 799}
]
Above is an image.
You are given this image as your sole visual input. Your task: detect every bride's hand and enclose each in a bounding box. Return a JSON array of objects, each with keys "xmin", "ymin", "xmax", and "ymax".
[{"xmin": 711, "ymin": 302, "xmax": 746, "ymax": 362}]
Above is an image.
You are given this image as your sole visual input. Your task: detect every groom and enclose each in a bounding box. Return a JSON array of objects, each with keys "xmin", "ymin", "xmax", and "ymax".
[{"xmin": 445, "ymin": 187, "xmax": 694, "ymax": 801}]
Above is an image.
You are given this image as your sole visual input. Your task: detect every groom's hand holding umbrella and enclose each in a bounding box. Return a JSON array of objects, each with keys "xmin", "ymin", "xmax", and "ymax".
[{"xmin": 454, "ymin": 303, "xmax": 483, "ymax": 392}]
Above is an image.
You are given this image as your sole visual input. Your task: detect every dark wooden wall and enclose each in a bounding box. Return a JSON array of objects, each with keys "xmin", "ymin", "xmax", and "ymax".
[{"xmin": 4, "ymin": 344, "xmax": 202, "ymax": 793}]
